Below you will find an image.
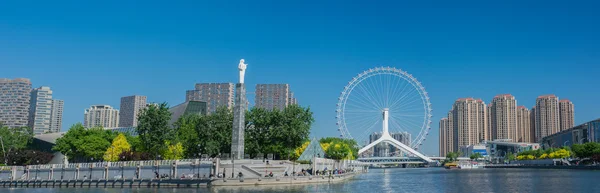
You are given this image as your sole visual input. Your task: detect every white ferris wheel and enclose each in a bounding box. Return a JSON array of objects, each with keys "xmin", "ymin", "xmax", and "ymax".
[{"xmin": 336, "ymin": 67, "xmax": 432, "ymax": 154}]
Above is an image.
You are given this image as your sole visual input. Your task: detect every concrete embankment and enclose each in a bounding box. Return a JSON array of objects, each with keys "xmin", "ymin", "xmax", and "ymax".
[
  {"xmin": 484, "ymin": 165, "xmax": 600, "ymax": 170},
  {"xmin": 211, "ymin": 172, "xmax": 359, "ymax": 186},
  {"xmin": 0, "ymin": 179, "xmax": 211, "ymax": 188}
]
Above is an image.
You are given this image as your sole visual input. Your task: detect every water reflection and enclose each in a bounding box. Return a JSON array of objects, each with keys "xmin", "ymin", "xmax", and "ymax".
[{"xmin": 4, "ymin": 168, "xmax": 600, "ymax": 193}]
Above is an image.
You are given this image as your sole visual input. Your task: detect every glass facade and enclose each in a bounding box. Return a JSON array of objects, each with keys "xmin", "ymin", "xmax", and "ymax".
[{"xmin": 541, "ymin": 119, "xmax": 600, "ymax": 148}]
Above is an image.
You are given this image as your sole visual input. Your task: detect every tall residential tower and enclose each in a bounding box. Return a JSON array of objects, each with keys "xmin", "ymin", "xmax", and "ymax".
[
  {"xmin": 489, "ymin": 94, "xmax": 517, "ymax": 141},
  {"xmin": 186, "ymin": 83, "xmax": 235, "ymax": 113},
  {"xmin": 119, "ymin": 95, "xmax": 147, "ymax": 127},
  {"xmin": 559, "ymin": 99, "xmax": 575, "ymax": 131},
  {"xmin": 516, "ymin": 106, "xmax": 531, "ymax": 142},
  {"xmin": 255, "ymin": 84, "xmax": 296, "ymax": 110},
  {"xmin": 0, "ymin": 78, "xmax": 31, "ymax": 128},
  {"xmin": 50, "ymin": 99, "xmax": 64, "ymax": 133},
  {"xmin": 449, "ymin": 98, "xmax": 487, "ymax": 148},
  {"xmin": 84, "ymin": 105, "xmax": 119, "ymax": 128},
  {"xmin": 29, "ymin": 87, "xmax": 53, "ymax": 134},
  {"xmin": 535, "ymin": 95, "xmax": 560, "ymax": 142}
]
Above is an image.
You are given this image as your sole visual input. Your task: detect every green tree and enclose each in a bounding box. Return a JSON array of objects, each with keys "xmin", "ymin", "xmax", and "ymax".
[
  {"xmin": 0, "ymin": 126, "xmax": 33, "ymax": 153},
  {"xmin": 103, "ymin": 133, "xmax": 131, "ymax": 162},
  {"xmin": 319, "ymin": 137, "xmax": 358, "ymax": 160},
  {"xmin": 506, "ymin": 152, "xmax": 516, "ymax": 162},
  {"xmin": 53, "ymin": 123, "xmax": 117, "ymax": 161},
  {"xmin": 162, "ymin": 141, "xmax": 185, "ymax": 160},
  {"xmin": 174, "ymin": 114, "xmax": 201, "ymax": 158},
  {"xmin": 470, "ymin": 152, "xmax": 483, "ymax": 161},
  {"xmin": 244, "ymin": 108, "xmax": 274, "ymax": 158},
  {"xmin": 445, "ymin": 152, "xmax": 460, "ymax": 162},
  {"xmin": 136, "ymin": 102, "xmax": 173, "ymax": 157},
  {"xmin": 245, "ymin": 105, "xmax": 313, "ymax": 159},
  {"xmin": 204, "ymin": 107, "xmax": 233, "ymax": 156},
  {"xmin": 325, "ymin": 141, "xmax": 351, "ymax": 161},
  {"xmin": 572, "ymin": 142, "xmax": 600, "ymax": 158}
]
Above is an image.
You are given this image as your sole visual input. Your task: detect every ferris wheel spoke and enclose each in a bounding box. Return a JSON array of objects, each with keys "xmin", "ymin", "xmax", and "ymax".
[
  {"xmin": 392, "ymin": 96, "xmax": 424, "ymax": 110},
  {"xmin": 387, "ymin": 78, "xmax": 411, "ymax": 108},
  {"xmin": 364, "ymin": 75, "xmax": 385, "ymax": 109},
  {"xmin": 355, "ymin": 119, "xmax": 381, "ymax": 144},
  {"xmin": 350, "ymin": 89, "xmax": 379, "ymax": 110},
  {"xmin": 389, "ymin": 118, "xmax": 407, "ymax": 133},
  {"xmin": 388, "ymin": 83, "xmax": 418, "ymax": 109},
  {"xmin": 347, "ymin": 90, "xmax": 382, "ymax": 109},
  {"xmin": 355, "ymin": 80, "xmax": 383, "ymax": 109},
  {"xmin": 346, "ymin": 98, "xmax": 380, "ymax": 112},
  {"xmin": 385, "ymin": 73, "xmax": 392, "ymax": 107},
  {"xmin": 392, "ymin": 93, "xmax": 423, "ymax": 110}
]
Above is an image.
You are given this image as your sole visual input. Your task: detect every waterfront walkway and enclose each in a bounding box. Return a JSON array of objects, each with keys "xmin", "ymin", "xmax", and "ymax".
[{"xmin": 0, "ymin": 172, "xmax": 361, "ymax": 188}]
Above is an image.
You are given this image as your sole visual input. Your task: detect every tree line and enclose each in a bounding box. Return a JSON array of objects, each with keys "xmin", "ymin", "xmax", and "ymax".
[
  {"xmin": 0, "ymin": 126, "xmax": 54, "ymax": 165},
  {"xmin": 52, "ymin": 103, "xmax": 317, "ymax": 162}
]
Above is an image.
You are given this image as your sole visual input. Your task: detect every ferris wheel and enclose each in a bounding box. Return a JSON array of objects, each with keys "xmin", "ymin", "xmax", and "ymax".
[{"xmin": 336, "ymin": 67, "xmax": 432, "ymax": 151}]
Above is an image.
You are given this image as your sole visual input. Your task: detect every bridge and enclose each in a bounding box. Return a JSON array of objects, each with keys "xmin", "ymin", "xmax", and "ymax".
[
  {"xmin": 357, "ymin": 157, "xmax": 427, "ymax": 165},
  {"xmin": 356, "ymin": 156, "xmax": 471, "ymax": 165}
]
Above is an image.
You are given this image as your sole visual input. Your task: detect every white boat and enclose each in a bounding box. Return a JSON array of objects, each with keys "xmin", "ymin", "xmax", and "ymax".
[{"xmin": 458, "ymin": 161, "xmax": 483, "ymax": 169}]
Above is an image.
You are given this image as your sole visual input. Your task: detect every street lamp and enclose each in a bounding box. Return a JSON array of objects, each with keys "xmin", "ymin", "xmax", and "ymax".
[
  {"xmin": 90, "ymin": 157, "xmax": 94, "ymax": 180},
  {"xmin": 121, "ymin": 156, "xmax": 125, "ymax": 180},
  {"xmin": 157, "ymin": 155, "xmax": 161, "ymax": 179},
  {"xmin": 232, "ymin": 153, "xmax": 235, "ymax": 179},
  {"xmin": 580, "ymin": 138, "xmax": 587, "ymax": 144},
  {"xmin": 0, "ymin": 137, "xmax": 7, "ymax": 165},
  {"xmin": 197, "ymin": 153, "xmax": 201, "ymax": 179},
  {"xmin": 564, "ymin": 141, "xmax": 570, "ymax": 147},
  {"xmin": 35, "ymin": 160, "xmax": 39, "ymax": 180}
]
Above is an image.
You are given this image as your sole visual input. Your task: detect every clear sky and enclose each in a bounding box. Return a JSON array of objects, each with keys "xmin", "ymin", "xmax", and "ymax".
[{"xmin": 1, "ymin": 0, "xmax": 599, "ymax": 156}]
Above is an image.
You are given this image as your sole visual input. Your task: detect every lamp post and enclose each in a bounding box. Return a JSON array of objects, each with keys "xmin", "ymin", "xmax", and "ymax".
[
  {"xmin": 579, "ymin": 138, "xmax": 587, "ymax": 144},
  {"xmin": 564, "ymin": 141, "xmax": 570, "ymax": 147},
  {"xmin": 157, "ymin": 155, "xmax": 161, "ymax": 179},
  {"xmin": 121, "ymin": 156, "xmax": 125, "ymax": 180},
  {"xmin": 197, "ymin": 153, "xmax": 201, "ymax": 179},
  {"xmin": 90, "ymin": 157, "xmax": 94, "ymax": 180},
  {"xmin": 35, "ymin": 160, "xmax": 39, "ymax": 180},
  {"xmin": 231, "ymin": 153, "xmax": 235, "ymax": 179},
  {"xmin": 0, "ymin": 137, "xmax": 7, "ymax": 165}
]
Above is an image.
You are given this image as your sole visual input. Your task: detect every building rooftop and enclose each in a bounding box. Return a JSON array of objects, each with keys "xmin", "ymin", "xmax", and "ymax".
[
  {"xmin": 494, "ymin": 94, "xmax": 513, "ymax": 98},
  {"xmin": 559, "ymin": 99, "xmax": 571, "ymax": 102},
  {"xmin": 537, "ymin": 94, "xmax": 557, "ymax": 99}
]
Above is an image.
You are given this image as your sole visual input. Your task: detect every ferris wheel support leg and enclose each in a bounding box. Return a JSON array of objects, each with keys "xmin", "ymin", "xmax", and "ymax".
[{"xmin": 358, "ymin": 134, "xmax": 433, "ymax": 163}]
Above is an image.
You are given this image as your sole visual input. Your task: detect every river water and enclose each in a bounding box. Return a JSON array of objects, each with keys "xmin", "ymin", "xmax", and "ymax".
[{"xmin": 3, "ymin": 168, "xmax": 600, "ymax": 193}]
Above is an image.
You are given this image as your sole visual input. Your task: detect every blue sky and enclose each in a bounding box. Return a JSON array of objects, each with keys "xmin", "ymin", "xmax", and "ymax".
[{"xmin": 1, "ymin": 0, "xmax": 599, "ymax": 156}]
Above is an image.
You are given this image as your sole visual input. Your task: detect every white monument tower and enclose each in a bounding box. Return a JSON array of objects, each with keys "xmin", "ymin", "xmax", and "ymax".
[{"xmin": 231, "ymin": 59, "xmax": 248, "ymax": 160}]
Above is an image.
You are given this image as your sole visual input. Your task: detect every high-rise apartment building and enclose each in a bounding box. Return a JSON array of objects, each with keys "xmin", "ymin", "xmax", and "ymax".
[
  {"xmin": 559, "ymin": 99, "xmax": 575, "ymax": 131},
  {"xmin": 29, "ymin": 87, "xmax": 53, "ymax": 134},
  {"xmin": 288, "ymin": 92, "xmax": 298, "ymax": 106},
  {"xmin": 516, "ymin": 106, "xmax": 531, "ymax": 142},
  {"xmin": 439, "ymin": 117, "xmax": 449, "ymax": 157},
  {"xmin": 119, "ymin": 95, "xmax": 147, "ymax": 127},
  {"xmin": 447, "ymin": 111, "xmax": 456, "ymax": 153},
  {"xmin": 0, "ymin": 78, "xmax": 31, "ymax": 128},
  {"xmin": 255, "ymin": 84, "xmax": 297, "ymax": 110},
  {"xmin": 449, "ymin": 98, "xmax": 487, "ymax": 148},
  {"xmin": 186, "ymin": 83, "xmax": 234, "ymax": 113},
  {"xmin": 50, "ymin": 99, "xmax": 64, "ymax": 133},
  {"xmin": 535, "ymin": 95, "xmax": 560, "ymax": 142},
  {"xmin": 369, "ymin": 131, "xmax": 410, "ymax": 157},
  {"xmin": 489, "ymin": 94, "xmax": 517, "ymax": 141},
  {"xmin": 530, "ymin": 107, "xmax": 536, "ymax": 142},
  {"xmin": 84, "ymin": 105, "xmax": 119, "ymax": 128}
]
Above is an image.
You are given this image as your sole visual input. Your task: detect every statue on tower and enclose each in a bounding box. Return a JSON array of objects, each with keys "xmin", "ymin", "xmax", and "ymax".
[{"xmin": 238, "ymin": 59, "xmax": 248, "ymax": 84}]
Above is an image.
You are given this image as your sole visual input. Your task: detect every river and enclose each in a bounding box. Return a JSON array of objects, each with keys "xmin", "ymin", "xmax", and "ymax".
[{"xmin": 2, "ymin": 168, "xmax": 600, "ymax": 193}]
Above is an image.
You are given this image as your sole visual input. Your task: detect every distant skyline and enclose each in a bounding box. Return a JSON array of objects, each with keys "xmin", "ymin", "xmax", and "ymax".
[{"xmin": 2, "ymin": 0, "xmax": 599, "ymax": 156}]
